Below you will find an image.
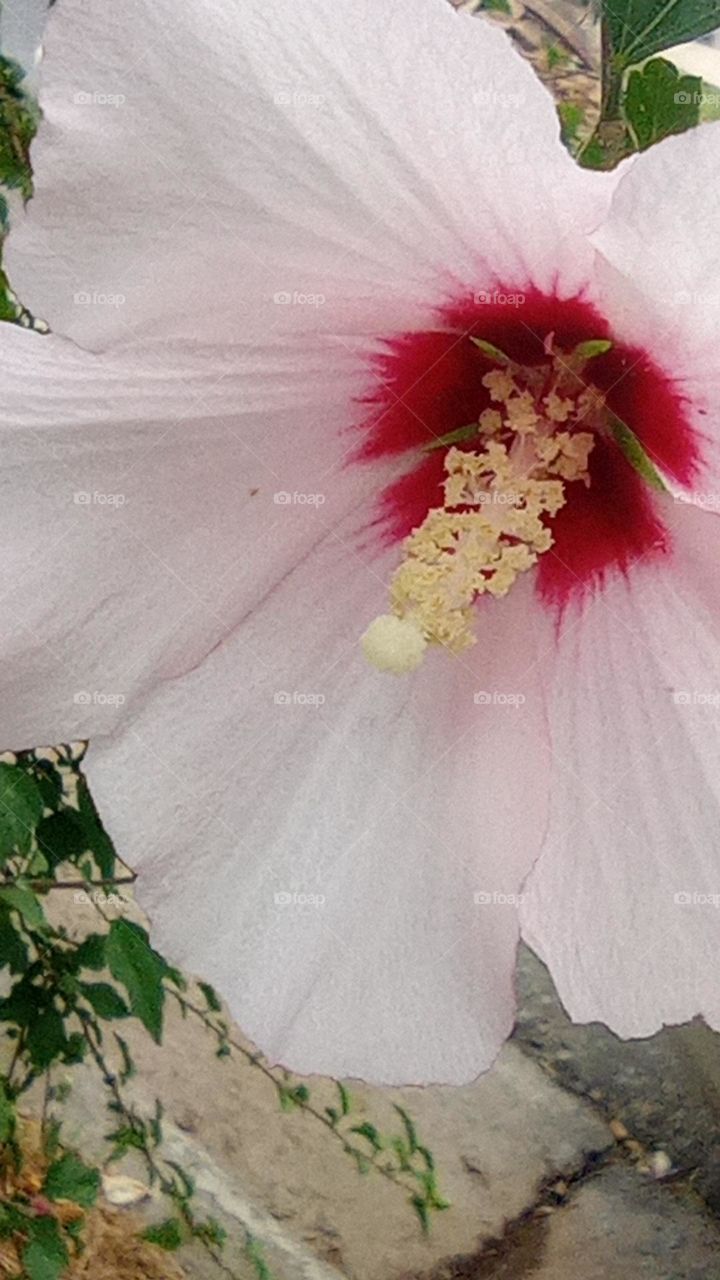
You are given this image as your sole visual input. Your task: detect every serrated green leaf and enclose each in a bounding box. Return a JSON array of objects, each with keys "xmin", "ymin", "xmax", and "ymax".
[
  {"xmin": 22, "ymin": 1216, "xmax": 69, "ymax": 1280},
  {"xmin": 0, "ymin": 763, "xmax": 44, "ymax": 861},
  {"xmin": 624, "ymin": 58, "xmax": 701, "ymax": 150},
  {"xmin": 609, "ymin": 412, "xmax": 668, "ymax": 491},
  {"xmin": 604, "ymin": 0, "xmax": 720, "ymax": 69},
  {"xmin": 142, "ymin": 1218, "xmax": 184, "ymax": 1250},
  {"xmin": 79, "ymin": 982, "xmax": 129, "ymax": 1020},
  {"xmin": 44, "ymin": 1152, "xmax": 100, "ymax": 1208},
  {"xmin": 106, "ymin": 919, "xmax": 165, "ymax": 1042}
]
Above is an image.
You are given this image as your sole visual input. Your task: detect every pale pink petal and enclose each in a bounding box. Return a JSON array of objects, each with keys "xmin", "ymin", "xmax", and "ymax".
[
  {"xmin": 520, "ymin": 499, "xmax": 720, "ymax": 1039},
  {"xmin": 87, "ymin": 574, "xmax": 553, "ymax": 1085},
  {"xmin": 592, "ymin": 123, "xmax": 720, "ymax": 494},
  {"xmin": 9, "ymin": 0, "xmax": 616, "ymax": 349},
  {"xmin": 0, "ymin": 322, "xmax": 375, "ymax": 749}
]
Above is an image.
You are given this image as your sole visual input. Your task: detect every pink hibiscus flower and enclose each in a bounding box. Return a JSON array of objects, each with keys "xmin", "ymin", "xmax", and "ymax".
[{"xmin": 4, "ymin": 0, "xmax": 720, "ymax": 1085}]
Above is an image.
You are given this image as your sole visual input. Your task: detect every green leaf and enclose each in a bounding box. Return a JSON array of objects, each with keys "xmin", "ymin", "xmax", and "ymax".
[
  {"xmin": 142, "ymin": 1219, "xmax": 184, "ymax": 1251},
  {"xmin": 0, "ymin": 763, "xmax": 44, "ymax": 861},
  {"xmin": 481, "ymin": 0, "xmax": 511, "ymax": 11},
  {"xmin": 27, "ymin": 1007, "xmax": 68, "ymax": 1070},
  {"xmin": 72, "ymin": 933, "xmax": 107, "ymax": 971},
  {"xmin": 0, "ymin": 885, "xmax": 46, "ymax": 931},
  {"xmin": 114, "ymin": 1032, "xmax": 136, "ymax": 1084},
  {"xmin": 106, "ymin": 919, "xmax": 165, "ymax": 1042},
  {"xmin": 558, "ymin": 101, "xmax": 586, "ymax": 147},
  {"xmin": 22, "ymin": 1216, "xmax": 69, "ymax": 1280},
  {"xmin": 608, "ymin": 412, "xmax": 669, "ymax": 491},
  {"xmin": 604, "ymin": 0, "xmax": 720, "ymax": 70},
  {"xmin": 624, "ymin": 58, "xmax": 701, "ymax": 150},
  {"xmin": 44, "ymin": 1152, "xmax": 100, "ymax": 1208},
  {"xmin": 0, "ymin": 904, "xmax": 28, "ymax": 973},
  {"xmin": 350, "ymin": 1121, "xmax": 383, "ymax": 1152},
  {"xmin": 35, "ymin": 811, "xmax": 89, "ymax": 872},
  {"xmin": 337, "ymin": 1081, "xmax": 351, "ymax": 1116},
  {"xmin": 30, "ymin": 761, "xmax": 64, "ymax": 813},
  {"xmin": 393, "ymin": 1104, "xmax": 418, "ymax": 1154},
  {"xmin": 0, "ymin": 976, "xmax": 40, "ymax": 1026},
  {"xmin": 410, "ymin": 1194, "xmax": 430, "ymax": 1234},
  {"xmin": 165, "ymin": 1159, "xmax": 195, "ymax": 1199},
  {"xmin": 198, "ymin": 980, "xmax": 221, "ymax": 1012},
  {"xmin": 79, "ymin": 982, "xmax": 129, "ymax": 1020},
  {"xmin": 245, "ymin": 1234, "xmax": 273, "ymax": 1280},
  {"xmin": 0, "ymin": 1080, "xmax": 15, "ymax": 1143},
  {"xmin": 0, "ymin": 55, "xmax": 37, "ymax": 201},
  {"xmin": 75, "ymin": 776, "xmax": 117, "ymax": 879}
]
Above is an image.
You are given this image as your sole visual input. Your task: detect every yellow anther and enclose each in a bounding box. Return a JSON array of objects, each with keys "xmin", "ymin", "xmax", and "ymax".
[{"xmin": 362, "ymin": 338, "xmax": 603, "ymax": 672}]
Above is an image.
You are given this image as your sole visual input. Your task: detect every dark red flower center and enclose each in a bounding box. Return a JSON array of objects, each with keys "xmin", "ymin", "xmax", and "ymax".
[{"xmin": 355, "ymin": 287, "xmax": 700, "ymax": 609}]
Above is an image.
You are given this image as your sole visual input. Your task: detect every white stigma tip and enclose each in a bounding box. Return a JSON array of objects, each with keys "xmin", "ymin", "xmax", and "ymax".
[{"xmin": 361, "ymin": 614, "xmax": 427, "ymax": 674}]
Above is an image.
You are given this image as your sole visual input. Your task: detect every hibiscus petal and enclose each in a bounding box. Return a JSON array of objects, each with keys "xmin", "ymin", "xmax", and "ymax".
[
  {"xmin": 520, "ymin": 498, "xmax": 720, "ymax": 1039},
  {"xmin": 0, "ymin": 322, "xmax": 378, "ymax": 749},
  {"xmin": 86, "ymin": 570, "xmax": 553, "ymax": 1085},
  {"xmin": 9, "ymin": 0, "xmax": 615, "ymax": 349},
  {"xmin": 592, "ymin": 123, "xmax": 720, "ymax": 495}
]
